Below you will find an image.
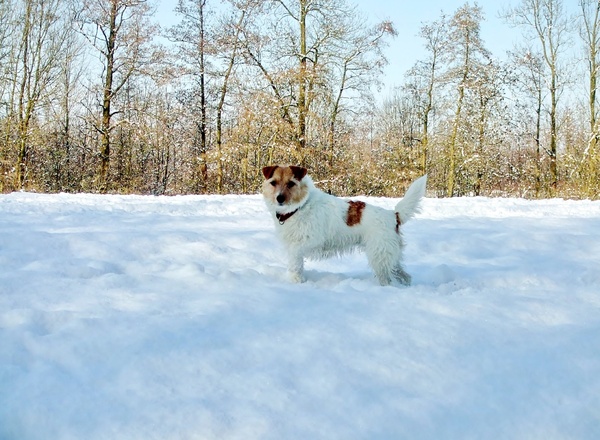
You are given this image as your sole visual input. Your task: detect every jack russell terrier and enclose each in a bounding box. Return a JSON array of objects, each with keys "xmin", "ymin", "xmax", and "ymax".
[{"xmin": 262, "ymin": 165, "xmax": 427, "ymax": 286}]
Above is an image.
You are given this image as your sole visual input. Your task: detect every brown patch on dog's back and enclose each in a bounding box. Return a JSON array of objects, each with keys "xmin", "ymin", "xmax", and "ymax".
[
  {"xmin": 346, "ymin": 201, "xmax": 366, "ymax": 226},
  {"xmin": 395, "ymin": 212, "xmax": 401, "ymax": 234}
]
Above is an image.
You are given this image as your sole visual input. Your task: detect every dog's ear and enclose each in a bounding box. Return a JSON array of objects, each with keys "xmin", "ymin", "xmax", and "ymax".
[
  {"xmin": 262, "ymin": 165, "xmax": 279, "ymax": 180},
  {"xmin": 290, "ymin": 166, "xmax": 308, "ymax": 181}
]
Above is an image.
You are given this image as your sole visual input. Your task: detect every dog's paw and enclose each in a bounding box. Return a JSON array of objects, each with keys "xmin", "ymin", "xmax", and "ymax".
[
  {"xmin": 289, "ymin": 272, "xmax": 306, "ymax": 283},
  {"xmin": 397, "ymin": 274, "xmax": 412, "ymax": 286},
  {"xmin": 392, "ymin": 267, "xmax": 412, "ymax": 286}
]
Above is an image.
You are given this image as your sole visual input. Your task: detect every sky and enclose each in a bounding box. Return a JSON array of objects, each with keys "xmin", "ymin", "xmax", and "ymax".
[
  {"xmin": 353, "ymin": 0, "xmax": 521, "ymax": 90},
  {"xmin": 156, "ymin": 0, "xmax": 524, "ymax": 92}
]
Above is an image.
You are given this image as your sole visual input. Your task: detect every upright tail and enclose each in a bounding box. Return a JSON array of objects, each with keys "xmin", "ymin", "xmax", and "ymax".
[{"xmin": 394, "ymin": 175, "xmax": 427, "ymax": 224}]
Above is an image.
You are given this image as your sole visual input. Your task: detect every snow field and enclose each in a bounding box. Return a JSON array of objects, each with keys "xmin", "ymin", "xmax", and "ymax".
[{"xmin": 1, "ymin": 192, "xmax": 599, "ymax": 439}]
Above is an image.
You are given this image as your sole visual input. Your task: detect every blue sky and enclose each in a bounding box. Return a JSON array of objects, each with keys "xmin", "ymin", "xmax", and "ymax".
[
  {"xmin": 156, "ymin": 0, "xmax": 525, "ymax": 91},
  {"xmin": 355, "ymin": 0, "xmax": 520, "ymax": 89}
]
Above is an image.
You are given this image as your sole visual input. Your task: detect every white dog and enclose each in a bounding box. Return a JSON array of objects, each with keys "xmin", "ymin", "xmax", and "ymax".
[{"xmin": 262, "ymin": 165, "xmax": 427, "ymax": 286}]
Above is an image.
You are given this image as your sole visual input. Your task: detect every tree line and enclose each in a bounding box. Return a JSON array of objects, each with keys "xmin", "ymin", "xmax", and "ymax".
[{"xmin": 0, "ymin": 0, "xmax": 598, "ymax": 199}]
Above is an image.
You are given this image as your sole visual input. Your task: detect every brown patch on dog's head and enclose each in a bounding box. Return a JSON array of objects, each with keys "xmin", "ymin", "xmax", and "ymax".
[
  {"xmin": 289, "ymin": 165, "xmax": 307, "ymax": 181},
  {"xmin": 346, "ymin": 200, "xmax": 366, "ymax": 226},
  {"xmin": 262, "ymin": 165, "xmax": 279, "ymax": 180},
  {"xmin": 262, "ymin": 165, "xmax": 309, "ymax": 209}
]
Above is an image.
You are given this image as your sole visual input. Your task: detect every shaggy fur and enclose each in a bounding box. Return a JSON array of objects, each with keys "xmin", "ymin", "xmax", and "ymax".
[{"xmin": 262, "ymin": 165, "xmax": 427, "ymax": 286}]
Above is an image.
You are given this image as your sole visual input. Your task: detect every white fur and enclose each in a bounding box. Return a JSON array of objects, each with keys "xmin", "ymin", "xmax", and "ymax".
[{"xmin": 263, "ymin": 171, "xmax": 427, "ymax": 286}]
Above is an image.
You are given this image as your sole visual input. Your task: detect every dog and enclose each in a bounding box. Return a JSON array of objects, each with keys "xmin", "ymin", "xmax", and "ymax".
[{"xmin": 261, "ymin": 165, "xmax": 427, "ymax": 286}]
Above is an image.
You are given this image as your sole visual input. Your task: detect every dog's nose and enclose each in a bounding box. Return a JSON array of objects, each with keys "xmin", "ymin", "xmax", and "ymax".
[{"xmin": 276, "ymin": 194, "xmax": 286, "ymax": 204}]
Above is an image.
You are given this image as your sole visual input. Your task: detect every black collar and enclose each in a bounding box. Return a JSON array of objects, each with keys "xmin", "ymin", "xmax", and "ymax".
[{"xmin": 276, "ymin": 209, "xmax": 298, "ymax": 225}]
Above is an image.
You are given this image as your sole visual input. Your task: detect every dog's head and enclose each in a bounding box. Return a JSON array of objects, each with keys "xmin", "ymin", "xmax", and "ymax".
[{"xmin": 262, "ymin": 165, "xmax": 309, "ymax": 212}]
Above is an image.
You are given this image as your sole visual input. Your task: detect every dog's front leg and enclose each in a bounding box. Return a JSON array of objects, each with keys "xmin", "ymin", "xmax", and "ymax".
[{"xmin": 287, "ymin": 249, "xmax": 306, "ymax": 283}]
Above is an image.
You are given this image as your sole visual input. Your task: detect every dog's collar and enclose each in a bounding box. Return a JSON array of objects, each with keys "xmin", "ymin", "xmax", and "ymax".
[{"xmin": 276, "ymin": 209, "xmax": 298, "ymax": 225}]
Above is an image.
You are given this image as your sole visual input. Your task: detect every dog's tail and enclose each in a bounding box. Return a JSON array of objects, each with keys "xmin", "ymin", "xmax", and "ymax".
[{"xmin": 394, "ymin": 175, "xmax": 427, "ymax": 223}]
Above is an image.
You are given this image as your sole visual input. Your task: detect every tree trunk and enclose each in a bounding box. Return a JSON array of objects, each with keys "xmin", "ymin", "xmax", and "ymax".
[
  {"xmin": 421, "ymin": 65, "xmax": 435, "ymax": 175},
  {"xmin": 329, "ymin": 60, "xmax": 348, "ymax": 170},
  {"xmin": 474, "ymin": 97, "xmax": 487, "ymax": 196},
  {"xmin": 535, "ymin": 85, "xmax": 542, "ymax": 197},
  {"xmin": 216, "ymin": 9, "xmax": 245, "ymax": 193},
  {"xmin": 198, "ymin": 0, "xmax": 208, "ymax": 192},
  {"xmin": 447, "ymin": 40, "xmax": 470, "ymax": 197},
  {"xmin": 549, "ymin": 70, "xmax": 558, "ymax": 190},
  {"xmin": 98, "ymin": 0, "xmax": 118, "ymax": 191},
  {"xmin": 15, "ymin": 0, "xmax": 33, "ymax": 189},
  {"xmin": 297, "ymin": 0, "xmax": 308, "ymax": 153},
  {"xmin": 584, "ymin": 0, "xmax": 600, "ymax": 195}
]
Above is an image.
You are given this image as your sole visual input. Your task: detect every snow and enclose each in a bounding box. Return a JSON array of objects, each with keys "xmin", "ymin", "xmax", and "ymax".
[{"xmin": 1, "ymin": 192, "xmax": 599, "ymax": 439}]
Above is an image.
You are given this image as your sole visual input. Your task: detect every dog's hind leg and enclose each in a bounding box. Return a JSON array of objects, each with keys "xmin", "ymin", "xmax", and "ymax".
[
  {"xmin": 373, "ymin": 268, "xmax": 392, "ymax": 286},
  {"xmin": 365, "ymin": 238, "xmax": 411, "ymax": 286},
  {"xmin": 365, "ymin": 243, "xmax": 396, "ymax": 286}
]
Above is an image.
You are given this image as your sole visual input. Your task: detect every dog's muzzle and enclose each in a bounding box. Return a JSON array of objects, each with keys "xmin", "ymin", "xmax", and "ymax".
[{"xmin": 276, "ymin": 194, "xmax": 286, "ymax": 204}]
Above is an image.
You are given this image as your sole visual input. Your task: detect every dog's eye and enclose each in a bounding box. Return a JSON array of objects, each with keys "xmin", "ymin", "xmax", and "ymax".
[
  {"xmin": 287, "ymin": 181, "xmax": 296, "ymax": 189},
  {"xmin": 270, "ymin": 181, "xmax": 277, "ymax": 186}
]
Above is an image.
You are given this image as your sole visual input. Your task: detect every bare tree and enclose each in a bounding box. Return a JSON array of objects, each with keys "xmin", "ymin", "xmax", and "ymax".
[
  {"xmin": 470, "ymin": 59, "xmax": 504, "ymax": 195},
  {"xmin": 0, "ymin": 0, "xmax": 16, "ymax": 189},
  {"xmin": 255, "ymin": 0, "xmax": 320, "ymax": 155},
  {"xmin": 168, "ymin": 0, "xmax": 259, "ymax": 193},
  {"xmin": 77, "ymin": 0, "xmax": 159, "ymax": 191},
  {"xmin": 508, "ymin": 48, "xmax": 545, "ymax": 196},
  {"xmin": 0, "ymin": 1, "xmax": 14, "ymax": 104},
  {"xmin": 445, "ymin": 3, "xmax": 490, "ymax": 196},
  {"xmin": 214, "ymin": 0, "xmax": 258, "ymax": 192},
  {"xmin": 169, "ymin": 0, "xmax": 209, "ymax": 192},
  {"xmin": 239, "ymin": 0, "xmax": 394, "ymax": 170},
  {"xmin": 579, "ymin": 0, "xmax": 600, "ymax": 194},
  {"xmin": 325, "ymin": 16, "xmax": 396, "ymax": 169},
  {"xmin": 503, "ymin": 0, "xmax": 571, "ymax": 191},
  {"xmin": 45, "ymin": 19, "xmax": 86, "ymax": 191},
  {"xmin": 407, "ymin": 15, "xmax": 447, "ymax": 175},
  {"xmin": 6, "ymin": 0, "xmax": 72, "ymax": 189}
]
